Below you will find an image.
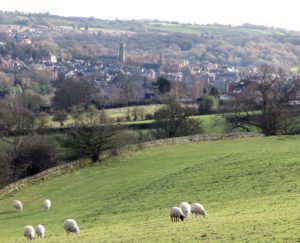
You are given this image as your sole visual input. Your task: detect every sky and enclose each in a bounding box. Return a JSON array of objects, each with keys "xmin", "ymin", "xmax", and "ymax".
[{"xmin": 1, "ymin": 0, "xmax": 300, "ymax": 31}]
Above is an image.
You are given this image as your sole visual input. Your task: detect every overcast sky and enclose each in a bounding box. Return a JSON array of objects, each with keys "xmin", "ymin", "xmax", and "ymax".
[{"xmin": 1, "ymin": 0, "xmax": 300, "ymax": 30}]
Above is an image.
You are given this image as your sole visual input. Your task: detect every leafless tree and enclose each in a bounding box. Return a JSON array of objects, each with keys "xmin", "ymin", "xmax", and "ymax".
[
  {"xmin": 225, "ymin": 66, "xmax": 300, "ymax": 135},
  {"xmin": 52, "ymin": 78, "xmax": 92, "ymax": 111},
  {"xmin": 154, "ymin": 99, "xmax": 202, "ymax": 138},
  {"xmin": 9, "ymin": 135, "xmax": 58, "ymax": 180},
  {"xmin": 0, "ymin": 100, "xmax": 35, "ymax": 138}
]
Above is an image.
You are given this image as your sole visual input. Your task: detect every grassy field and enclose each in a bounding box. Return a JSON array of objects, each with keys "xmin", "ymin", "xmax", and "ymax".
[
  {"xmin": 147, "ymin": 23, "xmax": 287, "ymax": 36},
  {"xmin": 47, "ymin": 105, "xmax": 163, "ymax": 128},
  {"xmin": 193, "ymin": 114, "xmax": 227, "ymax": 134},
  {"xmin": 291, "ymin": 66, "xmax": 300, "ymax": 74},
  {"xmin": 0, "ymin": 136, "xmax": 299, "ymax": 242},
  {"xmin": 48, "ymin": 106, "xmax": 228, "ymax": 134}
]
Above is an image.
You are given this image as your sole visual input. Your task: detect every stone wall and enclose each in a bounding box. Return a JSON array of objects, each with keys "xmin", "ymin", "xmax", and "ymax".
[
  {"xmin": 0, "ymin": 132, "xmax": 263, "ymax": 196},
  {"xmin": 131, "ymin": 132, "xmax": 263, "ymax": 150},
  {"xmin": 0, "ymin": 159, "xmax": 90, "ymax": 196}
]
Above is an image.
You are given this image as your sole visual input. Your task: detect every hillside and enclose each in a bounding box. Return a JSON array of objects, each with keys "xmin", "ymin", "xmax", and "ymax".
[
  {"xmin": 0, "ymin": 136, "xmax": 299, "ymax": 242},
  {"xmin": 1, "ymin": 11, "xmax": 300, "ymax": 69},
  {"xmin": 0, "ymin": 12, "xmax": 290, "ymax": 36}
]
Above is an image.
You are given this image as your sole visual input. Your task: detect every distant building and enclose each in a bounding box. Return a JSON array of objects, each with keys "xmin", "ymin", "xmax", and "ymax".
[
  {"xmin": 50, "ymin": 53, "xmax": 57, "ymax": 64},
  {"xmin": 142, "ymin": 63, "xmax": 160, "ymax": 72},
  {"xmin": 98, "ymin": 55, "xmax": 118, "ymax": 63},
  {"xmin": 119, "ymin": 42, "xmax": 126, "ymax": 63},
  {"xmin": 159, "ymin": 52, "xmax": 165, "ymax": 65}
]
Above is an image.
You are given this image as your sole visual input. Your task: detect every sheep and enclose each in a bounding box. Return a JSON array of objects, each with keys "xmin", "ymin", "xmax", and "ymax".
[
  {"xmin": 35, "ymin": 224, "xmax": 45, "ymax": 239},
  {"xmin": 64, "ymin": 219, "xmax": 80, "ymax": 235},
  {"xmin": 12, "ymin": 200, "xmax": 23, "ymax": 212},
  {"xmin": 170, "ymin": 206, "xmax": 185, "ymax": 222},
  {"xmin": 191, "ymin": 203, "xmax": 207, "ymax": 217},
  {"xmin": 179, "ymin": 202, "xmax": 191, "ymax": 217},
  {"xmin": 24, "ymin": 225, "xmax": 35, "ymax": 241},
  {"xmin": 43, "ymin": 199, "xmax": 51, "ymax": 211}
]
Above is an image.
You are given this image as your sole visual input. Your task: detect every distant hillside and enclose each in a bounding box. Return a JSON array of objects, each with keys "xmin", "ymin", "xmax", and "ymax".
[
  {"xmin": 1, "ymin": 11, "xmax": 300, "ymax": 68},
  {"xmin": 0, "ymin": 11, "xmax": 291, "ymax": 36},
  {"xmin": 0, "ymin": 136, "xmax": 299, "ymax": 242}
]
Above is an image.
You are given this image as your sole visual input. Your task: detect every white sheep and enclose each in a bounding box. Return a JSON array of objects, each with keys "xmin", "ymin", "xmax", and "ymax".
[
  {"xmin": 191, "ymin": 203, "xmax": 207, "ymax": 217},
  {"xmin": 43, "ymin": 199, "xmax": 51, "ymax": 211},
  {"xmin": 24, "ymin": 225, "xmax": 35, "ymax": 241},
  {"xmin": 179, "ymin": 202, "xmax": 191, "ymax": 217},
  {"xmin": 170, "ymin": 206, "xmax": 185, "ymax": 222},
  {"xmin": 64, "ymin": 219, "xmax": 80, "ymax": 235},
  {"xmin": 35, "ymin": 224, "xmax": 45, "ymax": 239},
  {"xmin": 12, "ymin": 200, "xmax": 23, "ymax": 212}
]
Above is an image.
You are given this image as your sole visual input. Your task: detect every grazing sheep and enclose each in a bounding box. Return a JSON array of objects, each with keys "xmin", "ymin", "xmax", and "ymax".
[
  {"xmin": 24, "ymin": 225, "xmax": 35, "ymax": 241},
  {"xmin": 43, "ymin": 199, "xmax": 51, "ymax": 211},
  {"xmin": 64, "ymin": 219, "xmax": 80, "ymax": 235},
  {"xmin": 12, "ymin": 200, "xmax": 23, "ymax": 212},
  {"xmin": 35, "ymin": 224, "xmax": 45, "ymax": 239},
  {"xmin": 191, "ymin": 203, "xmax": 207, "ymax": 217},
  {"xmin": 170, "ymin": 206, "xmax": 185, "ymax": 222},
  {"xmin": 179, "ymin": 202, "xmax": 191, "ymax": 217}
]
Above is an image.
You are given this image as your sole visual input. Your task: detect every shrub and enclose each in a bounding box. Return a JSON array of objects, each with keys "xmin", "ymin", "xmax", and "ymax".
[
  {"xmin": 145, "ymin": 113, "xmax": 154, "ymax": 120},
  {"xmin": 154, "ymin": 100, "xmax": 203, "ymax": 138},
  {"xmin": 52, "ymin": 111, "xmax": 68, "ymax": 127},
  {"xmin": 0, "ymin": 147, "xmax": 11, "ymax": 187},
  {"xmin": 9, "ymin": 135, "xmax": 58, "ymax": 180},
  {"xmin": 57, "ymin": 125, "xmax": 126, "ymax": 162}
]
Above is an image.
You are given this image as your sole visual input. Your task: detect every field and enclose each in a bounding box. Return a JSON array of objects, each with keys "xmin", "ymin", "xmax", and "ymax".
[
  {"xmin": 47, "ymin": 105, "xmax": 163, "ymax": 128},
  {"xmin": 291, "ymin": 66, "xmax": 300, "ymax": 74},
  {"xmin": 147, "ymin": 23, "xmax": 287, "ymax": 36},
  {"xmin": 1, "ymin": 135, "xmax": 299, "ymax": 242},
  {"xmin": 47, "ymin": 105, "xmax": 229, "ymax": 135}
]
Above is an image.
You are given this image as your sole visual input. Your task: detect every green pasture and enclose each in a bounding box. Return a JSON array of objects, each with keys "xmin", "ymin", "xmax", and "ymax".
[
  {"xmin": 147, "ymin": 23, "xmax": 286, "ymax": 36},
  {"xmin": 1, "ymin": 136, "xmax": 299, "ymax": 242},
  {"xmin": 47, "ymin": 105, "xmax": 163, "ymax": 127}
]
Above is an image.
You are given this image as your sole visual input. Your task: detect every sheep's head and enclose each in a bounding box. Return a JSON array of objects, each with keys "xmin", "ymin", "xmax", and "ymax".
[{"xmin": 180, "ymin": 215, "xmax": 185, "ymax": 221}]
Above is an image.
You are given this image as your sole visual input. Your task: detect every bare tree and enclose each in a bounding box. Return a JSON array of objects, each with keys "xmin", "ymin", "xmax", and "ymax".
[
  {"xmin": 0, "ymin": 100, "xmax": 35, "ymax": 136},
  {"xmin": 131, "ymin": 107, "xmax": 145, "ymax": 121},
  {"xmin": 52, "ymin": 78, "xmax": 92, "ymax": 111},
  {"xmin": 99, "ymin": 108, "xmax": 108, "ymax": 124},
  {"xmin": 9, "ymin": 135, "xmax": 58, "ymax": 180},
  {"xmin": 225, "ymin": 66, "xmax": 300, "ymax": 135},
  {"xmin": 154, "ymin": 99, "xmax": 202, "ymax": 138}
]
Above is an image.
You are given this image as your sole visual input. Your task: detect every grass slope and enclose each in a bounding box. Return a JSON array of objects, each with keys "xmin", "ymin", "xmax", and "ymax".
[
  {"xmin": 147, "ymin": 23, "xmax": 288, "ymax": 36},
  {"xmin": 0, "ymin": 136, "xmax": 300, "ymax": 242}
]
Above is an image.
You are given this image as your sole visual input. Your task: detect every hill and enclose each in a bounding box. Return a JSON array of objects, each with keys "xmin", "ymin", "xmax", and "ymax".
[
  {"xmin": 0, "ymin": 11, "xmax": 290, "ymax": 35},
  {"xmin": 0, "ymin": 136, "xmax": 299, "ymax": 242},
  {"xmin": 1, "ymin": 12, "xmax": 299, "ymax": 67},
  {"xmin": 0, "ymin": 11, "xmax": 290, "ymax": 36}
]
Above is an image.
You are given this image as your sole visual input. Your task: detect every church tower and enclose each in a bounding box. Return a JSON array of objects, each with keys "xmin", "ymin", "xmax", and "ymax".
[
  {"xmin": 159, "ymin": 52, "xmax": 165, "ymax": 65},
  {"xmin": 119, "ymin": 42, "xmax": 126, "ymax": 63}
]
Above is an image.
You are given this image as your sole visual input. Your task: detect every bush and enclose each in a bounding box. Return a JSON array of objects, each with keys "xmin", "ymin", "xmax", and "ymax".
[
  {"xmin": 0, "ymin": 147, "xmax": 11, "ymax": 187},
  {"xmin": 52, "ymin": 111, "xmax": 68, "ymax": 127},
  {"xmin": 10, "ymin": 135, "xmax": 58, "ymax": 180},
  {"xmin": 154, "ymin": 100, "xmax": 203, "ymax": 138},
  {"xmin": 145, "ymin": 113, "xmax": 154, "ymax": 120},
  {"xmin": 57, "ymin": 125, "xmax": 126, "ymax": 162},
  {"xmin": 108, "ymin": 129, "xmax": 139, "ymax": 156},
  {"xmin": 198, "ymin": 97, "xmax": 215, "ymax": 115}
]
